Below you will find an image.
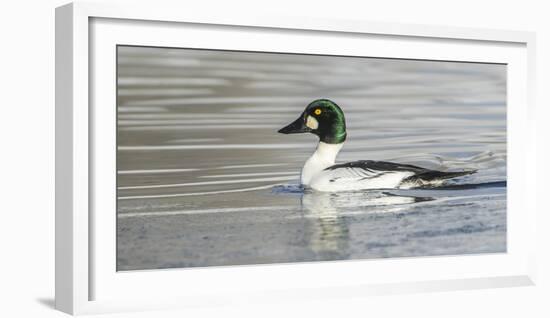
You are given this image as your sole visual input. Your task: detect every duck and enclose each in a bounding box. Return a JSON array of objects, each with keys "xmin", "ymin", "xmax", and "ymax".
[{"xmin": 278, "ymin": 99, "xmax": 476, "ymax": 192}]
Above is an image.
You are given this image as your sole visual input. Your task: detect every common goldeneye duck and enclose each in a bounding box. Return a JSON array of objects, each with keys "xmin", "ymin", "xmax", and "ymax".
[{"xmin": 278, "ymin": 99, "xmax": 476, "ymax": 192}]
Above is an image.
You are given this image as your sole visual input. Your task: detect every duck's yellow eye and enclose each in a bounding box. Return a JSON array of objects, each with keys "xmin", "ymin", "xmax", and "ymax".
[{"xmin": 314, "ymin": 109, "xmax": 322, "ymax": 115}]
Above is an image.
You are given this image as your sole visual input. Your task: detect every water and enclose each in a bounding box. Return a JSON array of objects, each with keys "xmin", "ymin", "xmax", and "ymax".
[{"xmin": 116, "ymin": 46, "xmax": 506, "ymax": 271}]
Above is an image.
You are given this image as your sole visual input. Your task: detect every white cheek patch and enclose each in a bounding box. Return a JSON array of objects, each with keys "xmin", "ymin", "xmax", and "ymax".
[{"xmin": 306, "ymin": 115, "xmax": 319, "ymax": 130}]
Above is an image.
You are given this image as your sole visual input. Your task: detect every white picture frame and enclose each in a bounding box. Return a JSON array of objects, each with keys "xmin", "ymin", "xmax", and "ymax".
[{"xmin": 55, "ymin": 2, "xmax": 537, "ymax": 315}]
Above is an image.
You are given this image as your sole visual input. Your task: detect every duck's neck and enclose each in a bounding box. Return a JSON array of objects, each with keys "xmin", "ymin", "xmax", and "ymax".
[{"xmin": 301, "ymin": 142, "xmax": 344, "ymax": 186}]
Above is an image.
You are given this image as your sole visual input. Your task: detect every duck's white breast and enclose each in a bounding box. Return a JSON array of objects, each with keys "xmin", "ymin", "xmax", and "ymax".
[{"xmin": 300, "ymin": 142, "xmax": 343, "ymax": 186}]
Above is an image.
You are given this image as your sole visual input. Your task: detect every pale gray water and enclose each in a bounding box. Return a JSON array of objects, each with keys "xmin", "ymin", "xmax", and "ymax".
[{"xmin": 116, "ymin": 46, "xmax": 506, "ymax": 271}]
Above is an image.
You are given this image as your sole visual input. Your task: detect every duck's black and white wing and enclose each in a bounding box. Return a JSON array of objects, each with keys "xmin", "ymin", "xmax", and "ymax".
[
  {"xmin": 309, "ymin": 160, "xmax": 475, "ymax": 192},
  {"xmin": 308, "ymin": 160, "xmax": 417, "ymax": 191}
]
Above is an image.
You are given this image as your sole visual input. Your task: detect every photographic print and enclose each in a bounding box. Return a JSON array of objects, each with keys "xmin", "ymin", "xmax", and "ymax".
[{"xmin": 116, "ymin": 46, "xmax": 506, "ymax": 271}]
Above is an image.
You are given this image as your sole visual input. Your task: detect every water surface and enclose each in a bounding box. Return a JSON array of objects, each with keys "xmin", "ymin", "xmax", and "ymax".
[{"xmin": 116, "ymin": 46, "xmax": 506, "ymax": 270}]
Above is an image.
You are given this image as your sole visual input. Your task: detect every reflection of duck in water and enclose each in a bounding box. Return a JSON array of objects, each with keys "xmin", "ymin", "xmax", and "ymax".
[
  {"xmin": 300, "ymin": 190, "xmax": 432, "ymax": 258},
  {"xmin": 301, "ymin": 192, "xmax": 349, "ymax": 258},
  {"xmin": 278, "ymin": 99, "xmax": 476, "ymax": 192}
]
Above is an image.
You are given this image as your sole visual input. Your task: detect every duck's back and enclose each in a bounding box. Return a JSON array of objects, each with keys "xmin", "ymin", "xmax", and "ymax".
[{"xmin": 309, "ymin": 160, "xmax": 475, "ymax": 192}]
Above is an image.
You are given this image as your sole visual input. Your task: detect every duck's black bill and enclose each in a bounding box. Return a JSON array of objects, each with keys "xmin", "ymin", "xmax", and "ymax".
[{"xmin": 278, "ymin": 116, "xmax": 310, "ymax": 134}]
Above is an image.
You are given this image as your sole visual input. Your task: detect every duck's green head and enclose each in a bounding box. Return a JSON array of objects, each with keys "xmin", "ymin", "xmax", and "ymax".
[{"xmin": 278, "ymin": 99, "xmax": 347, "ymax": 144}]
